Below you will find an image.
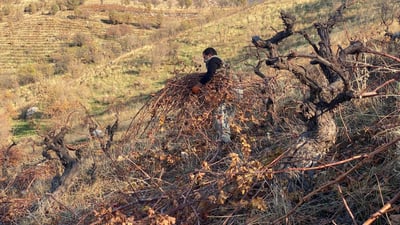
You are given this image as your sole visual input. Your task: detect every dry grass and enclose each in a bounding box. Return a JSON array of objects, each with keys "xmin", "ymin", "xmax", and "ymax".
[{"xmin": 0, "ymin": 0, "xmax": 399, "ymax": 224}]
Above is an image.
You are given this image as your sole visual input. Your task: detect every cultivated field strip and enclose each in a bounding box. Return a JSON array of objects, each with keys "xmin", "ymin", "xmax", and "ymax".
[{"xmin": 0, "ymin": 14, "xmax": 108, "ymax": 74}]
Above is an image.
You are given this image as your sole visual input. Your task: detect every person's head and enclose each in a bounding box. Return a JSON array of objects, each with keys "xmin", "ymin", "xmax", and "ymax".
[{"xmin": 202, "ymin": 47, "xmax": 217, "ymax": 62}]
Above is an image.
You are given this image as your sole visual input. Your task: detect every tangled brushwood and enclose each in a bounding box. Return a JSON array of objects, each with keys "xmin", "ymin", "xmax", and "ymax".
[
  {"xmin": 123, "ymin": 67, "xmax": 273, "ymax": 155},
  {"xmin": 87, "ymin": 62, "xmax": 399, "ymax": 225}
]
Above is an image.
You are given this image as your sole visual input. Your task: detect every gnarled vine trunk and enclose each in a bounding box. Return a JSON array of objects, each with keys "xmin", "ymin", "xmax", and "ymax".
[{"xmin": 252, "ymin": 2, "xmax": 358, "ymax": 168}]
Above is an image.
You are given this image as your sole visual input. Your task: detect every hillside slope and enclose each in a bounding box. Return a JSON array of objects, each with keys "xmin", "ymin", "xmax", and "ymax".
[
  {"xmin": 0, "ymin": 13, "xmax": 108, "ymax": 74},
  {"xmin": 0, "ymin": 0, "xmax": 399, "ymax": 224}
]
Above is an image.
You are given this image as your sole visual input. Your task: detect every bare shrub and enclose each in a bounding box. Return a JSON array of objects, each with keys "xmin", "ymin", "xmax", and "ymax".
[
  {"xmin": 119, "ymin": 34, "xmax": 138, "ymax": 52},
  {"xmin": 177, "ymin": 0, "xmax": 192, "ymax": 8},
  {"xmin": 35, "ymin": 64, "xmax": 55, "ymax": 79},
  {"xmin": 121, "ymin": 0, "xmax": 130, "ymax": 5},
  {"xmin": 0, "ymin": 73, "xmax": 18, "ymax": 89},
  {"xmin": 193, "ymin": 0, "xmax": 206, "ymax": 8},
  {"xmin": 109, "ymin": 10, "xmax": 126, "ymax": 24},
  {"xmin": 151, "ymin": 0, "xmax": 160, "ymax": 8},
  {"xmin": 7, "ymin": 5, "xmax": 23, "ymax": 22},
  {"xmin": 105, "ymin": 24, "xmax": 133, "ymax": 39},
  {"xmin": 71, "ymin": 32, "xmax": 92, "ymax": 47},
  {"xmin": 103, "ymin": 42, "xmax": 122, "ymax": 58},
  {"xmin": 177, "ymin": 20, "xmax": 195, "ymax": 32},
  {"xmin": 28, "ymin": 82, "xmax": 83, "ymax": 120},
  {"xmin": 150, "ymin": 41, "xmax": 169, "ymax": 70},
  {"xmin": 1, "ymin": 4, "xmax": 11, "ymax": 16},
  {"xmin": 133, "ymin": 15, "xmax": 162, "ymax": 29},
  {"xmin": 46, "ymin": 99, "xmax": 79, "ymax": 118},
  {"xmin": 73, "ymin": 8, "xmax": 90, "ymax": 19},
  {"xmin": 50, "ymin": 51, "xmax": 74, "ymax": 75},
  {"xmin": 76, "ymin": 45, "xmax": 103, "ymax": 64},
  {"xmin": 16, "ymin": 74, "xmax": 36, "ymax": 86},
  {"xmin": 24, "ymin": 3, "xmax": 38, "ymax": 14},
  {"xmin": 57, "ymin": 0, "xmax": 85, "ymax": 10},
  {"xmin": 16, "ymin": 64, "xmax": 42, "ymax": 86},
  {"xmin": 67, "ymin": 60, "xmax": 85, "ymax": 77},
  {"xmin": 49, "ymin": 4, "xmax": 60, "ymax": 15}
]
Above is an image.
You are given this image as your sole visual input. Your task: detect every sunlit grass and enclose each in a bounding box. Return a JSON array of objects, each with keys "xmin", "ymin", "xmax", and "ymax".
[{"xmin": 12, "ymin": 120, "xmax": 37, "ymax": 138}]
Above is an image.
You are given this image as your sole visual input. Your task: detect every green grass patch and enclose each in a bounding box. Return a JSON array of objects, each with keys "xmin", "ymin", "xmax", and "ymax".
[{"xmin": 12, "ymin": 120, "xmax": 37, "ymax": 138}]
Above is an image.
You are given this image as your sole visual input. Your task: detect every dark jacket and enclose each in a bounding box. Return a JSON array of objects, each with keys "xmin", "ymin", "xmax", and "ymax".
[{"xmin": 200, "ymin": 56, "xmax": 223, "ymax": 85}]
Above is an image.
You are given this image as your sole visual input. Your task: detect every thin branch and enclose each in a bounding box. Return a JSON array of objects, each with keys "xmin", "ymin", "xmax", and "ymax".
[
  {"xmin": 338, "ymin": 105, "xmax": 352, "ymax": 142},
  {"xmin": 359, "ymin": 78, "xmax": 397, "ymax": 98},
  {"xmin": 364, "ymin": 47, "xmax": 400, "ymax": 63},
  {"xmin": 46, "ymin": 193, "xmax": 78, "ymax": 218},
  {"xmin": 273, "ymin": 136, "xmax": 400, "ymax": 174},
  {"xmin": 293, "ymin": 53, "xmax": 348, "ymax": 84},
  {"xmin": 275, "ymin": 161, "xmax": 361, "ymax": 224},
  {"xmin": 362, "ymin": 190, "xmax": 400, "ymax": 225},
  {"xmin": 337, "ymin": 184, "xmax": 358, "ymax": 225},
  {"xmin": 271, "ymin": 137, "xmax": 400, "ymax": 224}
]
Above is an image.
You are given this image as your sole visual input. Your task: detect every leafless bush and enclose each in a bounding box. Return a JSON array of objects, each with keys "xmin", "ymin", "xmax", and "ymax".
[
  {"xmin": 0, "ymin": 73, "xmax": 18, "ymax": 89},
  {"xmin": 1, "ymin": 4, "xmax": 11, "ymax": 16},
  {"xmin": 119, "ymin": 34, "xmax": 138, "ymax": 52},
  {"xmin": 49, "ymin": 4, "xmax": 60, "ymax": 15},
  {"xmin": 16, "ymin": 64, "xmax": 43, "ymax": 86},
  {"xmin": 50, "ymin": 51, "xmax": 74, "ymax": 74},
  {"xmin": 70, "ymin": 32, "xmax": 92, "ymax": 47},
  {"xmin": 105, "ymin": 24, "xmax": 133, "ymax": 39},
  {"xmin": 24, "ymin": 3, "xmax": 38, "ymax": 14},
  {"xmin": 177, "ymin": 0, "xmax": 192, "ymax": 8},
  {"xmin": 56, "ymin": 0, "xmax": 85, "ymax": 10},
  {"xmin": 73, "ymin": 8, "xmax": 90, "ymax": 19},
  {"xmin": 108, "ymin": 10, "xmax": 131, "ymax": 24}
]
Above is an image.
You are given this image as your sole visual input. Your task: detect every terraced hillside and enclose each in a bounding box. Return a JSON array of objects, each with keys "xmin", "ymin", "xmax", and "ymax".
[
  {"xmin": 0, "ymin": 13, "xmax": 106, "ymax": 73},
  {"xmin": 0, "ymin": 1, "xmax": 399, "ymax": 224},
  {"xmin": 0, "ymin": 2, "xmax": 213, "ymax": 76}
]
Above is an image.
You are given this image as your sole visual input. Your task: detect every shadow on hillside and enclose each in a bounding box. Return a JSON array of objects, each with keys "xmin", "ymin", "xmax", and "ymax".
[
  {"xmin": 124, "ymin": 70, "xmax": 140, "ymax": 75},
  {"xmin": 101, "ymin": 19, "xmax": 114, "ymax": 25}
]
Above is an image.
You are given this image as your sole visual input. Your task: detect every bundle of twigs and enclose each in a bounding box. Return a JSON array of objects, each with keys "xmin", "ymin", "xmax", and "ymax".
[{"xmin": 123, "ymin": 69, "xmax": 237, "ymax": 144}]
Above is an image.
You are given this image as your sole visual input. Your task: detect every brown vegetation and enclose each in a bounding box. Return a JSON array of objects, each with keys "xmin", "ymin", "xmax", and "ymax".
[{"xmin": 0, "ymin": 0, "xmax": 399, "ymax": 224}]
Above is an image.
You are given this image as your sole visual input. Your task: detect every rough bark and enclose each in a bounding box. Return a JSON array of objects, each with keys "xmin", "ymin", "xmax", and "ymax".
[
  {"xmin": 1, "ymin": 141, "xmax": 17, "ymax": 177},
  {"xmin": 42, "ymin": 127, "xmax": 79, "ymax": 193},
  {"xmin": 252, "ymin": 2, "xmax": 356, "ymax": 169}
]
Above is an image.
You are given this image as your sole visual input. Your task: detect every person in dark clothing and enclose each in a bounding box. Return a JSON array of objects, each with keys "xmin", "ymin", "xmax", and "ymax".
[
  {"xmin": 191, "ymin": 47, "xmax": 234, "ymax": 143},
  {"xmin": 191, "ymin": 47, "xmax": 223, "ymax": 94}
]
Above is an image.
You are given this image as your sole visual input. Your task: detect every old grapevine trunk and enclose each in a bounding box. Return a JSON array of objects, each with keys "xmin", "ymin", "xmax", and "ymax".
[{"xmin": 252, "ymin": 3, "xmax": 355, "ymax": 168}]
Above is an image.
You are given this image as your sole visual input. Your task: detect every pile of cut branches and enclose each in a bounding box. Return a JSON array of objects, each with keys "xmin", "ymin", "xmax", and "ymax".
[{"xmin": 123, "ymin": 68, "xmax": 272, "ymax": 153}]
